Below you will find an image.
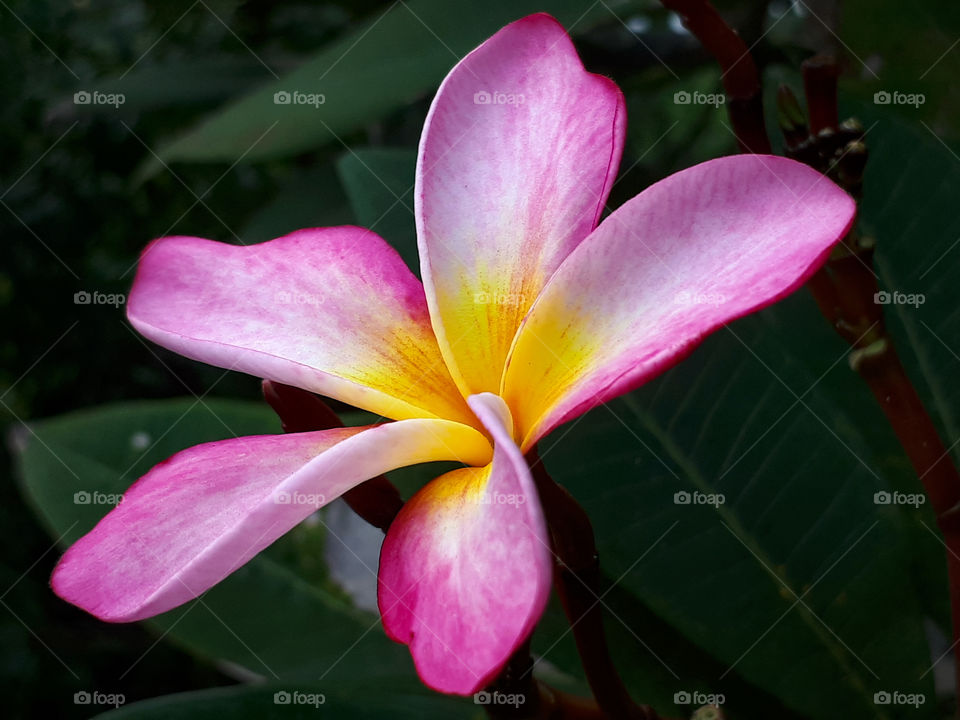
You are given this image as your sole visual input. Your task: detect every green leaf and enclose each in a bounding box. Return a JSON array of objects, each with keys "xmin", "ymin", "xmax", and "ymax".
[
  {"xmin": 11, "ymin": 399, "xmax": 422, "ymax": 687},
  {"xmin": 337, "ymin": 147, "xmax": 419, "ymax": 275},
  {"xmin": 241, "ymin": 161, "xmax": 354, "ymax": 244},
  {"xmin": 530, "ymin": 581, "xmax": 810, "ymax": 719},
  {"xmin": 539, "ymin": 291, "xmax": 935, "ymax": 720},
  {"xmin": 763, "ymin": 67, "xmax": 955, "ymax": 638},
  {"xmin": 138, "ymin": 0, "xmax": 642, "ymax": 176},
  {"xmin": 858, "ymin": 116, "xmax": 960, "ymax": 465},
  {"xmin": 837, "ymin": 0, "xmax": 960, "ymax": 137},
  {"xmin": 856, "ymin": 108, "xmax": 960, "ymax": 640},
  {"xmin": 88, "ymin": 58, "xmax": 272, "ymax": 112}
]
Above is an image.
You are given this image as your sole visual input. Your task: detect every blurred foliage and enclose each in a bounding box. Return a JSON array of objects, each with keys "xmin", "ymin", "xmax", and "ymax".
[{"xmin": 2, "ymin": 0, "xmax": 960, "ymax": 718}]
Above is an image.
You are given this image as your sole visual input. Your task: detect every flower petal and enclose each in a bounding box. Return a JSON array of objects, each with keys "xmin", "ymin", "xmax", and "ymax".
[
  {"xmin": 416, "ymin": 13, "xmax": 625, "ymax": 396},
  {"xmin": 503, "ymin": 154, "xmax": 857, "ymax": 448},
  {"xmin": 128, "ymin": 227, "xmax": 474, "ymax": 426},
  {"xmin": 378, "ymin": 393, "xmax": 551, "ymax": 694},
  {"xmin": 52, "ymin": 419, "xmax": 492, "ymax": 622}
]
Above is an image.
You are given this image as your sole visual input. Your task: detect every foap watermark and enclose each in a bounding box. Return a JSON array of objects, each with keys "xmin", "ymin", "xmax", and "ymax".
[
  {"xmin": 74, "ymin": 90, "xmax": 125, "ymax": 108},
  {"xmin": 74, "ymin": 690, "xmax": 125, "ymax": 708},
  {"xmin": 674, "ymin": 690, "xmax": 725, "ymax": 706},
  {"xmin": 74, "ymin": 290, "xmax": 125, "ymax": 307},
  {"xmin": 674, "ymin": 490, "xmax": 725, "ymax": 508},
  {"xmin": 273, "ymin": 90, "xmax": 326, "ymax": 108},
  {"xmin": 873, "ymin": 90, "xmax": 925, "ymax": 108},
  {"xmin": 474, "ymin": 291, "xmax": 525, "ymax": 306},
  {"xmin": 273, "ymin": 690, "xmax": 326, "ymax": 707},
  {"xmin": 473, "ymin": 90, "xmax": 525, "ymax": 106},
  {"xmin": 74, "ymin": 490, "xmax": 124, "ymax": 506},
  {"xmin": 479, "ymin": 491, "xmax": 526, "ymax": 507},
  {"xmin": 873, "ymin": 690, "xmax": 925, "ymax": 708},
  {"xmin": 474, "ymin": 690, "xmax": 526, "ymax": 708},
  {"xmin": 274, "ymin": 490, "xmax": 326, "ymax": 507},
  {"xmin": 874, "ymin": 290, "xmax": 924, "ymax": 308},
  {"xmin": 674, "ymin": 90, "xmax": 725, "ymax": 108},
  {"xmin": 674, "ymin": 290, "xmax": 726, "ymax": 306},
  {"xmin": 276, "ymin": 290, "xmax": 324, "ymax": 306},
  {"xmin": 874, "ymin": 490, "xmax": 925, "ymax": 508}
]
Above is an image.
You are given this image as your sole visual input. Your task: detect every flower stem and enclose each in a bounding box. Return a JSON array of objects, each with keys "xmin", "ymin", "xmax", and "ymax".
[
  {"xmin": 483, "ymin": 639, "xmax": 609, "ymax": 719},
  {"xmin": 526, "ymin": 449, "xmax": 666, "ymax": 720},
  {"xmin": 659, "ymin": 0, "xmax": 772, "ymax": 154}
]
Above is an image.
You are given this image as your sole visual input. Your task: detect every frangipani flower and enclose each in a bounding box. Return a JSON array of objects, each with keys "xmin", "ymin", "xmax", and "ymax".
[{"xmin": 52, "ymin": 13, "xmax": 855, "ymax": 695}]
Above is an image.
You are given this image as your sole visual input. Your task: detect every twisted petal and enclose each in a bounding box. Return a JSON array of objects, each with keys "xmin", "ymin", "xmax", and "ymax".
[
  {"xmin": 503, "ymin": 154, "xmax": 857, "ymax": 448},
  {"xmin": 378, "ymin": 394, "xmax": 551, "ymax": 694},
  {"xmin": 416, "ymin": 13, "xmax": 625, "ymax": 396},
  {"xmin": 52, "ymin": 420, "xmax": 492, "ymax": 622},
  {"xmin": 128, "ymin": 227, "xmax": 474, "ymax": 426}
]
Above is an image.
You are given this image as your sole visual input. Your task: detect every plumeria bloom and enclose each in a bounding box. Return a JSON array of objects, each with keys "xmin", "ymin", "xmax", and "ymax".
[{"xmin": 52, "ymin": 13, "xmax": 854, "ymax": 695}]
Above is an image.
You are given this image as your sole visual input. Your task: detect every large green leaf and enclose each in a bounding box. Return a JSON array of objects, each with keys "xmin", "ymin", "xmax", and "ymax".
[
  {"xmin": 761, "ymin": 68, "xmax": 956, "ymax": 636},
  {"xmin": 86, "ymin": 58, "xmax": 272, "ymax": 112},
  {"xmin": 540, "ymin": 298, "xmax": 934, "ymax": 720},
  {"xmin": 856, "ymin": 107, "xmax": 960, "ymax": 649},
  {"xmin": 534, "ymin": 112, "xmax": 957, "ymax": 718},
  {"xmin": 138, "ymin": 0, "xmax": 641, "ymax": 175},
  {"xmin": 859, "ymin": 115, "xmax": 960, "ymax": 466}
]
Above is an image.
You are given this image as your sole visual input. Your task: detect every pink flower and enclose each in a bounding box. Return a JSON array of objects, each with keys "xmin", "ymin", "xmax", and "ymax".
[{"xmin": 52, "ymin": 13, "xmax": 855, "ymax": 695}]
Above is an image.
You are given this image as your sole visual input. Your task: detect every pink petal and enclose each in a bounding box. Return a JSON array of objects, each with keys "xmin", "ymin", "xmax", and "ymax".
[
  {"xmin": 378, "ymin": 394, "xmax": 552, "ymax": 694},
  {"xmin": 416, "ymin": 13, "xmax": 625, "ymax": 396},
  {"xmin": 128, "ymin": 227, "xmax": 474, "ymax": 426},
  {"xmin": 503, "ymin": 154, "xmax": 857, "ymax": 448},
  {"xmin": 52, "ymin": 420, "xmax": 492, "ymax": 622}
]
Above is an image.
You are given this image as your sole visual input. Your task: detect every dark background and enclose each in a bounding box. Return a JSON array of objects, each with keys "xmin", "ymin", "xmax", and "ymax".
[{"xmin": 2, "ymin": 0, "xmax": 959, "ymax": 718}]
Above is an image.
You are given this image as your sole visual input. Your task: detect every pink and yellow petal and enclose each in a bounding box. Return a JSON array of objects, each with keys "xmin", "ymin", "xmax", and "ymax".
[
  {"xmin": 128, "ymin": 227, "xmax": 474, "ymax": 426},
  {"xmin": 503, "ymin": 154, "xmax": 857, "ymax": 448},
  {"xmin": 378, "ymin": 394, "xmax": 551, "ymax": 694},
  {"xmin": 416, "ymin": 13, "xmax": 625, "ymax": 397},
  {"xmin": 52, "ymin": 419, "xmax": 491, "ymax": 622}
]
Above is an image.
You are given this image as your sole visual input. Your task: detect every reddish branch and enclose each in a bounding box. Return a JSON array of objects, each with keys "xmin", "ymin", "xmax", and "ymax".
[
  {"xmin": 801, "ymin": 57, "xmax": 839, "ymax": 135},
  {"xmin": 528, "ymin": 449, "xmax": 667, "ymax": 720},
  {"xmin": 659, "ymin": 0, "xmax": 960, "ymax": 707},
  {"xmin": 660, "ymin": 0, "xmax": 771, "ymax": 153}
]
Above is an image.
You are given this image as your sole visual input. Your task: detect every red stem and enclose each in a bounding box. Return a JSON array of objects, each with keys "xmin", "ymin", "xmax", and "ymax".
[
  {"xmin": 801, "ymin": 55, "xmax": 839, "ymax": 134},
  {"xmin": 528, "ymin": 449, "xmax": 667, "ymax": 720},
  {"xmin": 660, "ymin": 0, "xmax": 772, "ymax": 154}
]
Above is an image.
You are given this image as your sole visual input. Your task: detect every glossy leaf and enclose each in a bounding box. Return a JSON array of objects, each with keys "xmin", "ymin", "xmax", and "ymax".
[{"xmin": 138, "ymin": 0, "xmax": 641, "ymax": 175}]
